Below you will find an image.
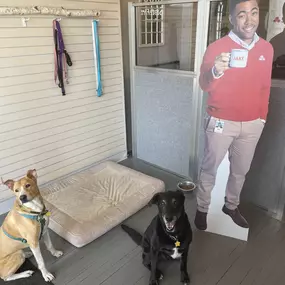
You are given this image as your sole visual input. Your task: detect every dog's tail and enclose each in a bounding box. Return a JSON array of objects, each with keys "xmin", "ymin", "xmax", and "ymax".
[{"xmin": 121, "ymin": 224, "xmax": 142, "ymax": 246}]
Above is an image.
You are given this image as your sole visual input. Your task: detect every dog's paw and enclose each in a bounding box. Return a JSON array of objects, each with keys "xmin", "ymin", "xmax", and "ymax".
[
  {"xmin": 156, "ymin": 270, "xmax": 163, "ymax": 280},
  {"xmin": 52, "ymin": 250, "xmax": 63, "ymax": 258},
  {"xmin": 181, "ymin": 279, "xmax": 190, "ymax": 285},
  {"xmin": 181, "ymin": 272, "xmax": 190, "ymax": 284},
  {"xmin": 149, "ymin": 281, "xmax": 159, "ymax": 285},
  {"xmin": 42, "ymin": 271, "xmax": 55, "ymax": 282},
  {"xmin": 22, "ymin": 270, "xmax": 34, "ymax": 278}
]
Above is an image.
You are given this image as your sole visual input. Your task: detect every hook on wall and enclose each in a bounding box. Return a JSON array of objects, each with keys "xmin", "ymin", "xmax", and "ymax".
[{"xmin": 21, "ymin": 17, "xmax": 30, "ymax": 27}]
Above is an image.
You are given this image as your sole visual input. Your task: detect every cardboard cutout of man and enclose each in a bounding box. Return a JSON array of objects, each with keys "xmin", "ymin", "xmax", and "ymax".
[{"xmin": 195, "ymin": 0, "xmax": 273, "ymax": 231}]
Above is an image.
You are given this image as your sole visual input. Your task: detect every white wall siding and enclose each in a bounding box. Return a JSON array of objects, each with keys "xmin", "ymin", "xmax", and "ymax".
[{"xmin": 0, "ymin": 0, "xmax": 127, "ymax": 202}]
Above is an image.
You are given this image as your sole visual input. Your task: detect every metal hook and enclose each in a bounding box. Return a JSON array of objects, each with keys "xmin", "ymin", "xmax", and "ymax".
[{"xmin": 21, "ymin": 17, "xmax": 30, "ymax": 27}]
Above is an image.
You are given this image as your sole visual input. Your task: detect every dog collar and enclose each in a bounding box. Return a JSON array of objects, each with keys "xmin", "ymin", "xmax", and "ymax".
[
  {"xmin": 19, "ymin": 211, "xmax": 50, "ymax": 220},
  {"xmin": 168, "ymin": 234, "xmax": 180, "ymax": 247},
  {"xmin": 19, "ymin": 204, "xmax": 50, "ymax": 217}
]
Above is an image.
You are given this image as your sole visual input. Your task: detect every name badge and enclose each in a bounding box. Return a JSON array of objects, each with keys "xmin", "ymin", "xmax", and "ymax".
[{"xmin": 214, "ymin": 119, "xmax": 224, "ymax": 133}]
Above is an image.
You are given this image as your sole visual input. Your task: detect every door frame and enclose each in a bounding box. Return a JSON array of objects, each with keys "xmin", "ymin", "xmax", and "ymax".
[{"xmin": 128, "ymin": 0, "xmax": 213, "ymax": 181}]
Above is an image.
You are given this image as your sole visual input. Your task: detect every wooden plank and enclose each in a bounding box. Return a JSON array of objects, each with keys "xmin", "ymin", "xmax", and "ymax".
[
  {"xmin": 0, "ymin": 53, "xmax": 122, "ymax": 71},
  {"xmin": 0, "ymin": 116, "xmax": 124, "ymax": 160},
  {"xmin": 0, "ymin": 10, "xmax": 119, "ymax": 20},
  {"xmin": 0, "ymin": 95, "xmax": 123, "ymax": 132},
  {"xmin": 28, "ymin": 229, "xmax": 76, "ymax": 269},
  {"xmin": 72, "ymin": 49, "xmax": 122, "ymax": 59},
  {"xmin": 42, "ymin": 218, "xmax": 139, "ymax": 285},
  {"xmin": 0, "ymin": 89, "xmax": 122, "ymax": 122},
  {"xmin": 0, "ymin": 76, "xmax": 122, "ymax": 96},
  {"xmin": 0, "ymin": 1, "xmax": 118, "ymax": 11},
  {"xmin": 0, "ymin": 109, "xmax": 122, "ymax": 152},
  {"xmin": 0, "ymin": 89, "xmax": 123, "ymax": 121},
  {"xmin": 0, "ymin": 61, "xmax": 121, "ymax": 78},
  {"xmin": 66, "ymin": 0, "xmax": 118, "ymax": 3},
  {"xmin": 0, "ymin": 50, "xmax": 121, "ymax": 68},
  {"xmin": 1, "ymin": 127, "xmax": 125, "ymax": 174},
  {"xmin": 0, "ymin": 60, "xmax": 91, "ymax": 78},
  {"xmin": 0, "ymin": 127, "xmax": 125, "ymax": 176},
  {"xmin": 0, "ymin": 68, "xmax": 121, "ymax": 87},
  {"xmin": 0, "ymin": 66, "xmax": 121, "ymax": 87},
  {"xmin": 215, "ymin": 218, "xmax": 285, "ymax": 285},
  {"xmin": 82, "ymin": 250, "xmax": 142, "ymax": 285},
  {"xmin": 0, "ymin": 61, "xmax": 121, "ymax": 79},
  {"xmin": 3, "ymin": 136, "xmax": 125, "ymax": 180},
  {"xmin": 1, "ymin": 144, "xmax": 126, "ymax": 201},
  {"xmin": 0, "ymin": 27, "xmax": 119, "ymax": 37},
  {"xmin": 0, "ymin": 190, "xmax": 12, "ymax": 203},
  {"xmin": 0, "ymin": 42, "xmax": 121, "ymax": 58},
  {"xmin": 0, "ymin": 82, "xmax": 122, "ymax": 107},
  {"xmin": 39, "ymin": 145, "xmax": 126, "ymax": 187},
  {"xmin": 0, "ymin": 80, "xmax": 121, "ymax": 108},
  {"xmin": 0, "ymin": 18, "xmax": 119, "ymax": 28},
  {"xmin": 0, "ymin": 113, "xmax": 124, "ymax": 166},
  {"xmin": 0, "ymin": 34, "xmax": 120, "ymax": 48},
  {"xmin": 0, "ymin": 102, "xmax": 124, "ymax": 142},
  {"xmin": 0, "ymin": 145, "xmax": 126, "ymax": 202}
]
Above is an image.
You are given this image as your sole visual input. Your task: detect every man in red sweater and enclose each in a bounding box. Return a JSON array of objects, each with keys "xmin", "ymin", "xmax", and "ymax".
[{"xmin": 195, "ymin": 0, "xmax": 273, "ymax": 230}]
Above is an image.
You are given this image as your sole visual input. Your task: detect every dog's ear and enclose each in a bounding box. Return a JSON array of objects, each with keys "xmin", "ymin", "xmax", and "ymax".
[
  {"xmin": 176, "ymin": 189, "xmax": 184, "ymax": 196},
  {"xmin": 176, "ymin": 189, "xmax": 185, "ymax": 203},
  {"xmin": 148, "ymin": 192, "xmax": 160, "ymax": 206},
  {"xmin": 26, "ymin": 169, "xmax": 38, "ymax": 181},
  {"xmin": 1, "ymin": 178, "xmax": 14, "ymax": 191}
]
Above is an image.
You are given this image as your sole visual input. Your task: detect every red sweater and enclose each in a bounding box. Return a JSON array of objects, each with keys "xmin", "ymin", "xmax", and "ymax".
[{"xmin": 199, "ymin": 36, "xmax": 273, "ymax": 121}]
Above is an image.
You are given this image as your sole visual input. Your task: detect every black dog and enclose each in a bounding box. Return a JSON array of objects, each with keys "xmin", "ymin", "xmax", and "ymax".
[{"xmin": 121, "ymin": 190, "xmax": 192, "ymax": 285}]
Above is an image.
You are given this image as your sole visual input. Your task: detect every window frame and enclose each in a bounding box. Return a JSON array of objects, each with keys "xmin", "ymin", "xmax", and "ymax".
[{"xmin": 138, "ymin": 0, "xmax": 165, "ymax": 47}]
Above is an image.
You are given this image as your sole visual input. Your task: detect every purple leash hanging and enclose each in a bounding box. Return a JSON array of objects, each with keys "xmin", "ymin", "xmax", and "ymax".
[{"xmin": 53, "ymin": 19, "xmax": 72, "ymax": 96}]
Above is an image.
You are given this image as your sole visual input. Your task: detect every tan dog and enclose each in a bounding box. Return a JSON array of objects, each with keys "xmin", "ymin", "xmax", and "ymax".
[{"xmin": 0, "ymin": 169, "xmax": 63, "ymax": 282}]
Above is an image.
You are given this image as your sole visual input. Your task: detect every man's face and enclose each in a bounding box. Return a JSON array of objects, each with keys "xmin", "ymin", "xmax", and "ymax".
[{"xmin": 230, "ymin": 0, "xmax": 259, "ymax": 43}]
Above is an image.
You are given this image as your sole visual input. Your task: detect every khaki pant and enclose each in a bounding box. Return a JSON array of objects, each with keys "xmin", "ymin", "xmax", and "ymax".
[{"xmin": 197, "ymin": 116, "xmax": 264, "ymax": 213}]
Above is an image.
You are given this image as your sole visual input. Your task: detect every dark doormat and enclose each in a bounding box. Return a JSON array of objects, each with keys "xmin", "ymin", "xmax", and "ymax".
[{"xmin": 0, "ymin": 259, "xmax": 54, "ymax": 285}]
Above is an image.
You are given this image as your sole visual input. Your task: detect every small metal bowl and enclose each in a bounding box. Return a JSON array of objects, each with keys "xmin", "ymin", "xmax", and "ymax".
[{"xmin": 177, "ymin": 180, "xmax": 196, "ymax": 192}]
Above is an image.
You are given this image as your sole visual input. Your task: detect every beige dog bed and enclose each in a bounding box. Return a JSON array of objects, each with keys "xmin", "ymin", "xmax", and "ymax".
[{"xmin": 41, "ymin": 161, "xmax": 165, "ymax": 248}]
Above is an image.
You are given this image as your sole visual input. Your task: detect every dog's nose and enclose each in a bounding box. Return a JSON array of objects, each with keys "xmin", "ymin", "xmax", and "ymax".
[
  {"xmin": 165, "ymin": 216, "xmax": 173, "ymax": 222},
  {"xmin": 19, "ymin": 195, "xmax": 27, "ymax": 202}
]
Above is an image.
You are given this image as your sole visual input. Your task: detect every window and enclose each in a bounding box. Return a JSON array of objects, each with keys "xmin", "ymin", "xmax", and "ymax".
[
  {"xmin": 135, "ymin": 2, "xmax": 198, "ymax": 71},
  {"xmin": 138, "ymin": 0, "xmax": 164, "ymax": 47},
  {"xmin": 207, "ymin": 1, "xmax": 229, "ymax": 46}
]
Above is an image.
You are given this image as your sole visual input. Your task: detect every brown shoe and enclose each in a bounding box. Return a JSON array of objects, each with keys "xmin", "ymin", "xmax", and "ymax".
[
  {"xmin": 222, "ymin": 205, "xmax": 249, "ymax": 228},
  {"xmin": 194, "ymin": 210, "xmax": 207, "ymax": 230}
]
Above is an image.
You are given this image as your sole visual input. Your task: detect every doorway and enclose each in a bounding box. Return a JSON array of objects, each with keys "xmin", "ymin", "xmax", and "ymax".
[{"xmin": 128, "ymin": 0, "xmax": 225, "ymax": 181}]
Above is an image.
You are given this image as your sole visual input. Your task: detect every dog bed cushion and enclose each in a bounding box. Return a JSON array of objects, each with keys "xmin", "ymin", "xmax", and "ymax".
[{"xmin": 40, "ymin": 161, "xmax": 165, "ymax": 247}]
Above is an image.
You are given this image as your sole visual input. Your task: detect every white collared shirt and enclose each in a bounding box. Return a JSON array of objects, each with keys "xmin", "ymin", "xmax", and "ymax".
[{"xmin": 228, "ymin": 30, "xmax": 260, "ymax": 50}]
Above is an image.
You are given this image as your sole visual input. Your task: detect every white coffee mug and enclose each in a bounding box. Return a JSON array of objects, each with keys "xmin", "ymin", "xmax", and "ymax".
[{"xmin": 229, "ymin": 49, "xmax": 249, "ymax": 68}]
